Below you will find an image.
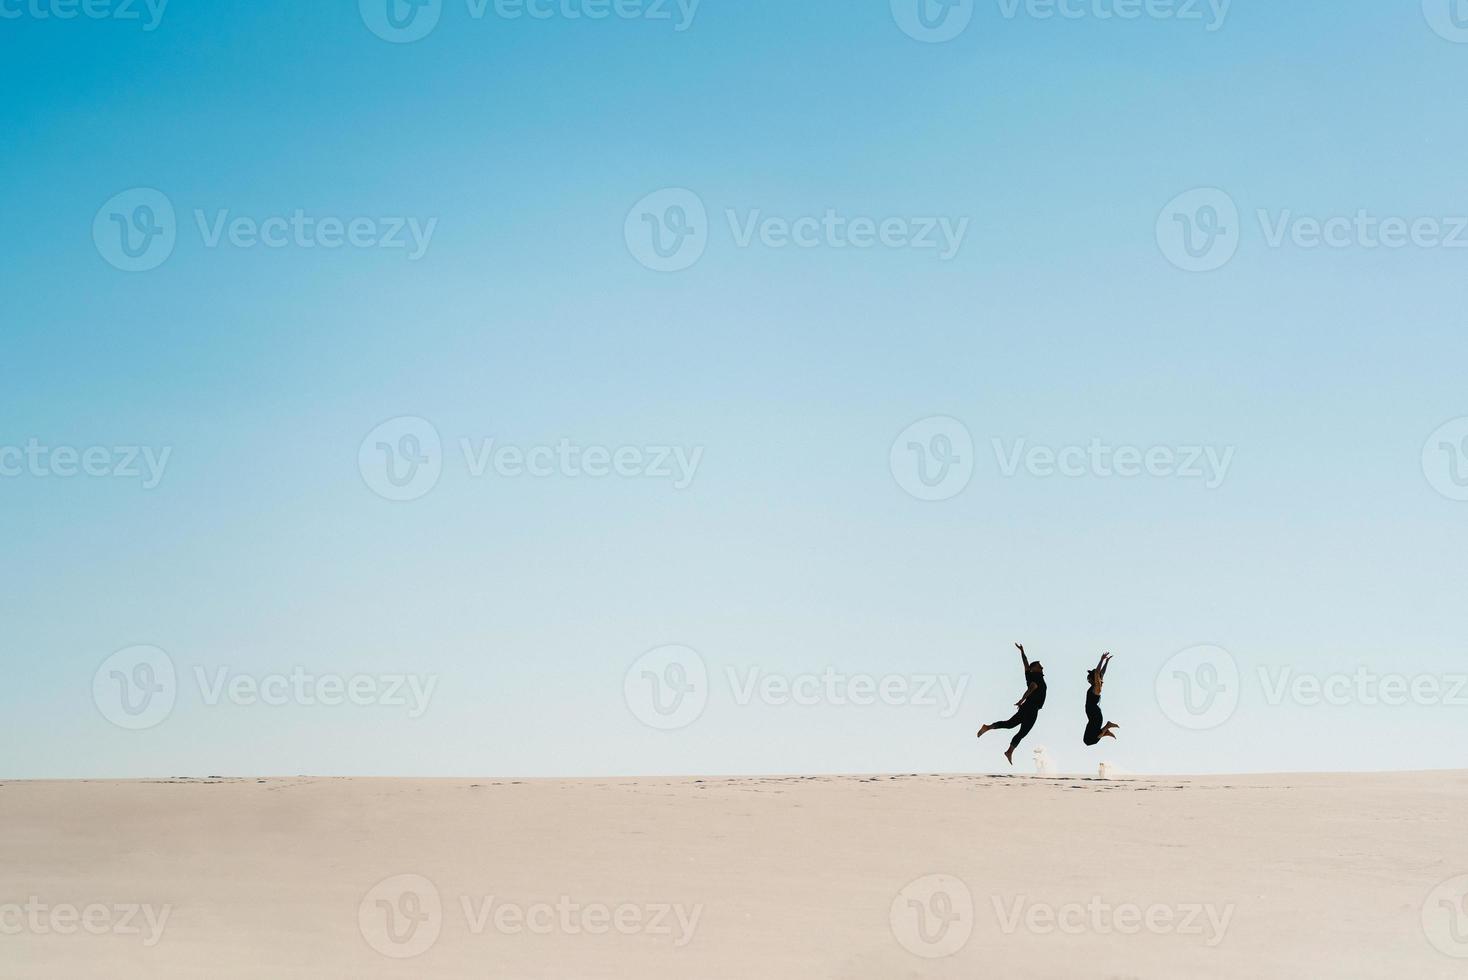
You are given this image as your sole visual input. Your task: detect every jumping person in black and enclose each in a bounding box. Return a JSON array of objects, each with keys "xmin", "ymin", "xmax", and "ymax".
[
  {"xmin": 1083, "ymin": 652, "xmax": 1119, "ymax": 746},
  {"xmin": 976, "ymin": 643, "xmax": 1047, "ymax": 766}
]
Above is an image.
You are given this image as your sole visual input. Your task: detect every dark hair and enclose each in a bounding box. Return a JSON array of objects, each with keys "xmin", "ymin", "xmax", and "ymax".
[
  {"xmin": 1086, "ymin": 668, "xmax": 1097, "ymax": 684},
  {"xmin": 1027, "ymin": 661, "xmax": 1044, "ymax": 674}
]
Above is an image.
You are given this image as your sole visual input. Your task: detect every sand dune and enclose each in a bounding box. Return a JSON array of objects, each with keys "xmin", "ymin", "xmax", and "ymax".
[{"xmin": 2, "ymin": 771, "xmax": 1466, "ymax": 978}]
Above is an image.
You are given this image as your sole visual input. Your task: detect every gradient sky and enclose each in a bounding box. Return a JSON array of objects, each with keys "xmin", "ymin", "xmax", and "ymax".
[{"xmin": 2, "ymin": 1, "xmax": 1467, "ymax": 778}]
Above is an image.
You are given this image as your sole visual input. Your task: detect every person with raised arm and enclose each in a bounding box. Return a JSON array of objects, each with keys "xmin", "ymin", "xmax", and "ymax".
[
  {"xmin": 1083, "ymin": 652, "xmax": 1120, "ymax": 746},
  {"xmin": 977, "ymin": 643, "xmax": 1048, "ymax": 766}
]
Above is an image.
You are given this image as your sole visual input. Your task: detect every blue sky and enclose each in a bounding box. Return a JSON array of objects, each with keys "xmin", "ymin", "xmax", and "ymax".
[{"xmin": 2, "ymin": 1, "xmax": 1467, "ymax": 778}]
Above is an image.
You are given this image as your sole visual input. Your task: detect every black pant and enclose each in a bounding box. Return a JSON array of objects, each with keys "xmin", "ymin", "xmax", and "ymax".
[
  {"xmin": 990, "ymin": 708, "xmax": 1039, "ymax": 753},
  {"xmin": 1084, "ymin": 702, "xmax": 1104, "ymax": 745}
]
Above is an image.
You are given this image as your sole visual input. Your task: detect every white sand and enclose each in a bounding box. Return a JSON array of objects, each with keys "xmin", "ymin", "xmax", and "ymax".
[{"xmin": 2, "ymin": 772, "xmax": 1466, "ymax": 978}]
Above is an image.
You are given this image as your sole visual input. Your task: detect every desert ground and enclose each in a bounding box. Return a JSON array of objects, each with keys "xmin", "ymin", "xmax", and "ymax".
[{"xmin": 2, "ymin": 772, "xmax": 1466, "ymax": 978}]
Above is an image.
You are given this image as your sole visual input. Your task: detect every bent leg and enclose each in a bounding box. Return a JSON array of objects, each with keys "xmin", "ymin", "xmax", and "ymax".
[{"xmin": 1008, "ymin": 713, "xmax": 1037, "ymax": 753}]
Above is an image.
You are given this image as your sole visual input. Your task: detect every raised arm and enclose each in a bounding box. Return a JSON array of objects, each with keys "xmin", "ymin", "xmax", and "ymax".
[{"xmin": 1016, "ymin": 642, "xmax": 1029, "ymax": 672}]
